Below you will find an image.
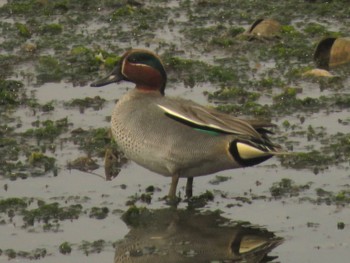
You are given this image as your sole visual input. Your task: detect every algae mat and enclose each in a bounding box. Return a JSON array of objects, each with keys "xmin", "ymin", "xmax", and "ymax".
[{"xmin": 0, "ymin": 1, "xmax": 350, "ymax": 262}]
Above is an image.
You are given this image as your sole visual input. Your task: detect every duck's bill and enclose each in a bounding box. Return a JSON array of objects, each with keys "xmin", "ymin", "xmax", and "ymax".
[{"xmin": 90, "ymin": 66, "xmax": 124, "ymax": 87}]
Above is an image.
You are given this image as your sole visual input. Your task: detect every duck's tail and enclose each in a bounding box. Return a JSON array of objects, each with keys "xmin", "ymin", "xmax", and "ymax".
[{"xmin": 229, "ymin": 138, "xmax": 287, "ymax": 167}]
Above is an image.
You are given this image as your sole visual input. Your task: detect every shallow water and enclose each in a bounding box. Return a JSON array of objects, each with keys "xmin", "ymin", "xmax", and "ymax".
[{"xmin": 1, "ymin": 0, "xmax": 350, "ymax": 262}]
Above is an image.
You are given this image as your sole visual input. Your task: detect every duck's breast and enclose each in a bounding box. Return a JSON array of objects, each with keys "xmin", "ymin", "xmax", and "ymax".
[{"xmin": 111, "ymin": 93, "xmax": 239, "ymax": 177}]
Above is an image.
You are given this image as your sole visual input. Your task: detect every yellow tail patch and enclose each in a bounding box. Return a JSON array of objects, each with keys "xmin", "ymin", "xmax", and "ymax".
[{"xmin": 236, "ymin": 142, "xmax": 271, "ymax": 160}]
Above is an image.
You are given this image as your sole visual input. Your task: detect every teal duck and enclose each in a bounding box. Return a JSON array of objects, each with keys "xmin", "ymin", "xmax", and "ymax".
[{"xmin": 91, "ymin": 49, "xmax": 282, "ymax": 200}]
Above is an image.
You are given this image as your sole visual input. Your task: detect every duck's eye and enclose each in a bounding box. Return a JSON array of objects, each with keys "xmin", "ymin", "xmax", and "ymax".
[{"xmin": 127, "ymin": 55, "xmax": 139, "ymax": 64}]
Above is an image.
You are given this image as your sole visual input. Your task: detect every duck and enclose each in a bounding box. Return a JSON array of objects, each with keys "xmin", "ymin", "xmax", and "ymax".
[{"xmin": 91, "ymin": 49, "xmax": 282, "ymax": 201}]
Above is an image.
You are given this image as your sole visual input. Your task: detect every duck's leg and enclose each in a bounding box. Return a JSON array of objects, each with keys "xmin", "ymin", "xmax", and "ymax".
[
  {"xmin": 186, "ymin": 177, "xmax": 193, "ymax": 198},
  {"xmin": 168, "ymin": 174, "xmax": 180, "ymax": 199}
]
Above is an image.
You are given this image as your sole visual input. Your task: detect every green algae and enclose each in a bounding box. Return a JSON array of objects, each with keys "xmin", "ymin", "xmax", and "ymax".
[
  {"xmin": 89, "ymin": 207, "xmax": 109, "ymax": 220},
  {"xmin": 0, "ymin": 0, "xmax": 50, "ymax": 15},
  {"xmin": 17, "ymin": 248, "xmax": 47, "ymax": 260},
  {"xmin": 140, "ymin": 193, "xmax": 152, "ymax": 204},
  {"xmin": 50, "ymin": 195, "xmax": 91, "ymax": 204},
  {"xmin": 270, "ymin": 178, "xmax": 311, "ymax": 198},
  {"xmin": 207, "ymin": 86, "xmax": 260, "ymax": 103},
  {"xmin": 40, "ymin": 23, "xmax": 63, "ymax": 35},
  {"xmin": 216, "ymin": 101, "xmax": 271, "ymax": 117},
  {"xmin": 121, "ymin": 206, "xmax": 151, "ymax": 227},
  {"xmin": 125, "ymin": 190, "xmax": 154, "ymax": 206},
  {"xmin": 59, "ymin": 242, "xmax": 72, "ymax": 255},
  {"xmin": 23, "ymin": 117, "xmax": 70, "ymax": 140},
  {"xmin": 187, "ymin": 190, "xmax": 214, "ymax": 209},
  {"xmin": 0, "ymin": 1, "xmax": 349, "ymax": 261},
  {"xmin": 0, "ymin": 80, "xmax": 25, "ymax": 106},
  {"xmin": 303, "ymin": 22, "xmax": 333, "ymax": 37},
  {"xmin": 15, "ymin": 22, "xmax": 32, "ymax": 38},
  {"xmin": 299, "ymin": 187, "xmax": 350, "ymax": 206},
  {"xmin": 0, "ymin": 197, "xmax": 88, "ymax": 233},
  {"xmin": 72, "ymin": 127, "xmax": 111, "ymax": 156},
  {"xmin": 0, "ymin": 198, "xmax": 28, "ymax": 213},
  {"xmin": 104, "ymin": 55, "xmax": 120, "ymax": 70},
  {"xmin": 258, "ymin": 77, "xmax": 286, "ymax": 89},
  {"xmin": 221, "ymin": 89, "xmax": 350, "ymax": 117},
  {"xmin": 164, "ymin": 55, "xmax": 237, "ymax": 87},
  {"xmin": 78, "ymin": 239, "xmax": 107, "ymax": 255},
  {"xmin": 40, "ymin": 101, "xmax": 55, "ymax": 112},
  {"xmin": 67, "ymin": 46, "xmax": 100, "ymax": 85},
  {"xmin": 28, "ymin": 151, "xmax": 56, "ymax": 173},
  {"xmin": 273, "ymin": 88, "xmax": 305, "ymax": 108},
  {"xmin": 0, "ymin": 116, "xmax": 63, "ymax": 178},
  {"xmin": 22, "ymin": 202, "xmax": 82, "ymax": 227},
  {"xmin": 337, "ymin": 222, "xmax": 345, "ymax": 230},
  {"xmin": 66, "ymin": 96, "xmax": 106, "ymax": 110},
  {"xmin": 112, "ymin": 4, "xmax": 135, "ymax": 17},
  {"xmin": 306, "ymin": 222, "xmax": 320, "ymax": 228},
  {"xmin": 0, "ymin": 55, "xmax": 18, "ymax": 76},
  {"xmin": 0, "ymin": 0, "xmax": 101, "ymax": 16},
  {"xmin": 182, "ymin": 25, "xmax": 226, "ymax": 42},
  {"xmin": 323, "ymin": 132, "xmax": 350, "ymax": 163},
  {"xmin": 182, "ymin": 25, "xmax": 244, "ymax": 47},
  {"xmin": 280, "ymin": 151, "xmax": 331, "ymax": 170},
  {"xmin": 68, "ymin": 156, "xmax": 99, "ymax": 172},
  {"xmin": 208, "ymin": 175, "xmax": 230, "ymax": 185},
  {"xmin": 2, "ymin": 248, "xmax": 46, "ymax": 260},
  {"xmin": 278, "ymin": 131, "xmax": 350, "ymax": 171},
  {"xmin": 0, "ymin": 0, "xmax": 44, "ymax": 15},
  {"xmin": 145, "ymin": 185, "xmax": 155, "ymax": 193},
  {"xmin": 36, "ymin": 56, "xmax": 65, "ymax": 84},
  {"xmin": 4, "ymin": 249, "xmax": 16, "ymax": 260}
]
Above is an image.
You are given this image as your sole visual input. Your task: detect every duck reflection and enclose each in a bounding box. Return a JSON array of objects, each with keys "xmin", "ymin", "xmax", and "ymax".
[{"xmin": 115, "ymin": 208, "xmax": 283, "ymax": 263}]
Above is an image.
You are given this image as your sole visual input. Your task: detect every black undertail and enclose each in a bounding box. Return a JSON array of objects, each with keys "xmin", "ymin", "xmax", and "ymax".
[{"xmin": 229, "ymin": 140, "xmax": 274, "ymax": 167}]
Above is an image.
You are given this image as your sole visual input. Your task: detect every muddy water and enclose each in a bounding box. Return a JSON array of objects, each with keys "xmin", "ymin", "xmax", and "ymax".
[{"xmin": 1, "ymin": 0, "xmax": 350, "ymax": 262}]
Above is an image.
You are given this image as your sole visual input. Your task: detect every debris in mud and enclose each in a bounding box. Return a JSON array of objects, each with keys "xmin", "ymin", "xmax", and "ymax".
[
  {"xmin": 68, "ymin": 156, "xmax": 99, "ymax": 172},
  {"xmin": 104, "ymin": 147, "xmax": 128, "ymax": 181}
]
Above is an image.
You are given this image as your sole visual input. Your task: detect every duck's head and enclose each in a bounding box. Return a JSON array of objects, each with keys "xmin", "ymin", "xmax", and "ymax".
[{"xmin": 91, "ymin": 49, "xmax": 167, "ymax": 95}]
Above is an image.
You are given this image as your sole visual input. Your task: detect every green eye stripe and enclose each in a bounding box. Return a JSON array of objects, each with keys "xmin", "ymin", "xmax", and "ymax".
[{"xmin": 127, "ymin": 52, "xmax": 166, "ymax": 78}]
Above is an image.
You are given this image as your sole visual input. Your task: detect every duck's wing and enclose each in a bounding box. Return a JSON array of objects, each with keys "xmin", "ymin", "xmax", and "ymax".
[
  {"xmin": 157, "ymin": 99, "xmax": 264, "ymax": 139},
  {"xmin": 209, "ymin": 110, "xmax": 276, "ymax": 135}
]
